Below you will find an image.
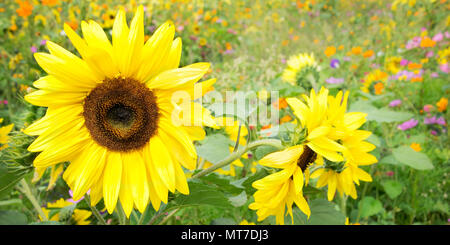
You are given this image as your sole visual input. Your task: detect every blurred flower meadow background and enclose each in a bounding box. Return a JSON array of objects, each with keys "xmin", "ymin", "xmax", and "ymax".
[{"xmin": 0, "ymin": 0, "xmax": 449, "ymax": 225}]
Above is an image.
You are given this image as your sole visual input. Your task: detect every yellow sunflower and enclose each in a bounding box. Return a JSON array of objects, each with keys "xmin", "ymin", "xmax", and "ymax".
[
  {"xmin": 249, "ymin": 145, "xmax": 311, "ymax": 225},
  {"xmin": 25, "ymin": 6, "xmax": 215, "ymax": 217},
  {"xmin": 309, "ymin": 90, "xmax": 377, "ymax": 201},
  {"xmin": 286, "ymin": 87, "xmax": 346, "ymax": 162},
  {"xmin": 281, "ymin": 53, "xmax": 318, "ymax": 85},
  {"xmin": 0, "ymin": 118, "xmax": 14, "ymax": 151},
  {"xmin": 40, "ymin": 198, "xmax": 92, "ymax": 225}
]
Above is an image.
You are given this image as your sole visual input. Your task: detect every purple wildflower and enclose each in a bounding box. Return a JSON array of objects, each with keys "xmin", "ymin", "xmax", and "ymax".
[
  {"xmin": 430, "ymin": 130, "xmax": 437, "ymax": 136},
  {"xmin": 30, "ymin": 46, "xmax": 37, "ymax": 53},
  {"xmin": 397, "ymin": 119, "xmax": 418, "ymax": 131},
  {"xmin": 40, "ymin": 39, "xmax": 47, "ymax": 46},
  {"xmin": 440, "ymin": 63, "xmax": 449, "ymax": 73},
  {"xmin": 389, "ymin": 99, "xmax": 402, "ymax": 107},
  {"xmin": 325, "ymin": 77, "xmax": 344, "ymax": 84},
  {"xmin": 400, "ymin": 59, "xmax": 409, "ymax": 66},
  {"xmin": 424, "ymin": 116, "xmax": 446, "ymax": 126},
  {"xmin": 432, "ymin": 33, "xmax": 443, "ymax": 42},
  {"xmin": 330, "ymin": 59, "xmax": 340, "ymax": 68}
]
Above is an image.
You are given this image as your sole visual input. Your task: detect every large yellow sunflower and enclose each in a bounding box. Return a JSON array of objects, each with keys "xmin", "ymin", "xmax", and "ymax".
[{"xmin": 25, "ymin": 6, "xmax": 215, "ymax": 217}]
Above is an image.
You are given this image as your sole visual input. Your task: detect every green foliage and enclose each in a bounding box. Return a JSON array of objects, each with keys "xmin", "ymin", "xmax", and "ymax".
[
  {"xmin": 358, "ymin": 197, "xmax": 384, "ymax": 219},
  {"xmin": 392, "ymin": 146, "xmax": 434, "ymax": 170}
]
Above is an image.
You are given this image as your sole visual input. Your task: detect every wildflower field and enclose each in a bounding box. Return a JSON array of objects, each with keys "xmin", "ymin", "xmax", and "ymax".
[{"xmin": 0, "ymin": 0, "xmax": 448, "ymax": 227}]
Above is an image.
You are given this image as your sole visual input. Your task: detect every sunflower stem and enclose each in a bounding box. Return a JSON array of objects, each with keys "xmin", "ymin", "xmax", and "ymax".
[
  {"xmin": 116, "ymin": 201, "xmax": 127, "ymax": 225},
  {"xmin": 191, "ymin": 139, "xmax": 284, "ymax": 179},
  {"xmin": 18, "ymin": 179, "xmax": 48, "ymax": 222},
  {"xmin": 339, "ymin": 194, "xmax": 347, "ymax": 217},
  {"xmin": 158, "ymin": 208, "xmax": 179, "ymax": 225},
  {"xmin": 84, "ymin": 194, "xmax": 107, "ymax": 225}
]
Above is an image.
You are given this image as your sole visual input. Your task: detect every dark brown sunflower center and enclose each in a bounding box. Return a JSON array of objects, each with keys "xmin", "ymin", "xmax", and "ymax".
[
  {"xmin": 83, "ymin": 77, "xmax": 159, "ymax": 152},
  {"xmin": 297, "ymin": 145, "xmax": 317, "ymax": 172}
]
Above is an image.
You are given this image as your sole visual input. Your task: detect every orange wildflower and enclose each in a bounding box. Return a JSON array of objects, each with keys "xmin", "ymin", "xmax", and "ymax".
[
  {"xmin": 225, "ymin": 42, "xmax": 232, "ymax": 51},
  {"xmin": 41, "ymin": 0, "xmax": 59, "ymax": 6},
  {"xmin": 276, "ymin": 98, "xmax": 288, "ymax": 110},
  {"xmin": 410, "ymin": 143, "xmax": 421, "ymax": 152},
  {"xmin": 407, "ymin": 62, "xmax": 422, "ymax": 70},
  {"xmin": 410, "ymin": 77, "xmax": 423, "ymax": 82},
  {"xmin": 324, "ymin": 46, "xmax": 336, "ymax": 57},
  {"xmin": 351, "ymin": 46, "xmax": 362, "ymax": 55},
  {"xmin": 374, "ymin": 82, "xmax": 384, "ymax": 95},
  {"xmin": 65, "ymin": 20, "xmax": 78, "ymax": 31},
  {"xmin": 363, "ymin": 50, "xmax": 374, "ymax": 58},
  {"xmin": 16, "ymin": 1, "xmax": 33, "ymax": 18},
  {"xmin": 280, "ymin": 115, "xmax": 292, "ymax": 123},
  {"xmin": 436, "ymin": 98, "xmax": 448, "ymax": 112},
  {"xmin": 420, "ymin": 36, "xmax": 436, "ymax": 48}
]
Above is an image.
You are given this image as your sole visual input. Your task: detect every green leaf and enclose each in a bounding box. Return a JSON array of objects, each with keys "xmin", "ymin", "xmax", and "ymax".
[
  {"xmin": 379, "ymin": 154, "xmax": 402, "ymax": 166},
  {"xmin": 359, "ymin": 196, "xmax": 383, "ymax": 218},
  {"xmin": 228, "ymin": 191, "xmax": 247, "ymax": 207},
  {"xmin": 200, "ymin": 173, "xmax": 244, "ymax": 195},
  {"xmin": 196, "ymin": 134, "xmax": 234, "ymax": 164},
  {"xmin": 367, "ymin": 108, "xmax": 413, "ymax": 123},
  {"xmin": 406, "ymin": 134, "xmax": 426, "ymax": 144},
  {"xmin": 58, "ymin": 204, "xmax": 76, "ymax": 223},
  {"xmin": 349, "ymin": 100, "xmax": 413, "ymax": 123},
  {"xmin": 381, "ymin": 180, "xmax": 403, "ymax": 199},
  {"xmin": 0, "ymin": 164, "xmax": 29, "ymax": 199},
  {"xmin": 0, "ymin": 210, "xmax": 28, "ymax": 225},
  {"xmin": 392, "ymin": 146, "xmax": 434, "ymax": 170},
  {"xmin": 254, "ymin": 145, "xmax": 280, "ymax": 160},
  {"xmin": 240, "ymin": 169, "xmax": 268, "ymax": 195},
  {"xmin": 303, "ymin": 185, "xmax": 323, "ymax": 196},
  {"xmin": 174, "ymin": 181, "xmax": 233, "ymax": 209},
  {"xmin": 288, "ymin": 199, "xmax": 346, "ymax": 225},
  {"xmin": 367, "ymin": 134, "xmax": 381, "ymax": 147}
]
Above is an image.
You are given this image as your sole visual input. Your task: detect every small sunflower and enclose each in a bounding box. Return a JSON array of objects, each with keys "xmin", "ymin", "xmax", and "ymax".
[
  {"xmin": 40, "ymin": 198, "xmax": 92, "ymax": 225},
  {"xmin": 250, "ymin": 87, "xmax": 377, "ymax": 223},
  {"xmin": 249, "ymin": 145, "xmax": 311, "ymax": 225},
  {"xmin": 281, "ymin": 53, "xmax": 318, "ymax": 85},
  {"xmin": 286, "ymin": 87, "xmax": 346, "ymax": 162},
  {"xmin": 25, "ymin": 6, "xmax": 216, "ymax": 217},
  {"xmin": 0, "ymin": 118, "xmax": 14, "ymax": 151},
  {"xmin": 309, "ymin": 90, "xmax": 377, "ymax": 201}
]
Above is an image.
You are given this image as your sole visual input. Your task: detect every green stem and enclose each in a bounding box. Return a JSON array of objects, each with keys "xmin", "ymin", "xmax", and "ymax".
[
  {"xmin": 84, "ymin": 194, "xmax": 107, "ymax": 225},
  {"xmin": 191, "ymin": 139, "xmax": 284, "ymax": 179},
  {"xmin": 137, "ymin": 204, "xmax": 150, "ymax": 225},
  {"xmin": 18, "ymin": 179, "xmax": 47, "ymax": 221},
  {"xmin": 158, "ymin": 208, "xmax": 179, "ymax": 225},
  {"xmin": 116, "ymin": 201, "xmax": 127, "ymax": 225},
  {"xmin": 409, "ymin": 169, "xmax": 419, "ymax": 224},
  {"xmin": 147, "ymin": 204, "xmax": 167, "ymax": 225},
  {"xmin": 339, "ymin": 194, "xmax": 347, "ymax": 217}
]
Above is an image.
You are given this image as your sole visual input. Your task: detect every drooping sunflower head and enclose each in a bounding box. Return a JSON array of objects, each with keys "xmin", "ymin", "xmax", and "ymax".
[
  {"xmin": 281, "ymin": 53, "xmax": 318, "ymax": 85},
  {"xmin": 249, "ymin": 145, "xmax": 312, "ymax": 224},
  {"xmin": 25, "ymin": 6, "xmax": 216, "ymax": 217}
]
